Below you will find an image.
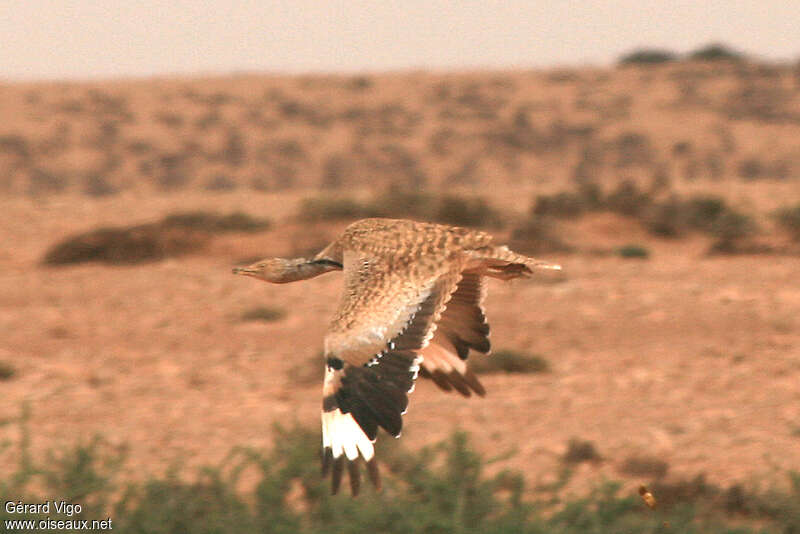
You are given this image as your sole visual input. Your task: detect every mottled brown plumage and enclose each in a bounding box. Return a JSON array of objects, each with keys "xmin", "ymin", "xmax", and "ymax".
[{"xmin": 234, "ymin": 217, "xmax": 560, "ymax": 495}]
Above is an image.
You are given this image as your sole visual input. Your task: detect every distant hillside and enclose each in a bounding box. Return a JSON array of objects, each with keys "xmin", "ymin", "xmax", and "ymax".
[{"xmin": 1, "ymin": 62, "xmax": 799, "ymax": 198}]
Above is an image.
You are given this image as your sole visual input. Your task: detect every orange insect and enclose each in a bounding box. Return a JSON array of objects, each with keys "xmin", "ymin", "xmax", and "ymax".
[{"xmin": 638, "ymin": 485, "xmax": 657, "ymax": 509}]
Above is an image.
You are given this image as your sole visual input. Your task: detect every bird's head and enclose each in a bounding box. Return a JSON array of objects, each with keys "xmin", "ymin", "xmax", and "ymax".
[{"xmin": 233, "ymin": 257, "xmax": 306, "ymax": 284}]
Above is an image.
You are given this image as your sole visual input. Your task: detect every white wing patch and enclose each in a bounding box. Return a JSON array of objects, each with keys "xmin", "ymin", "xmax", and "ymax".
[{"xmin": 321, "ymin": 408, "xmax": 375, "ymax": 462}]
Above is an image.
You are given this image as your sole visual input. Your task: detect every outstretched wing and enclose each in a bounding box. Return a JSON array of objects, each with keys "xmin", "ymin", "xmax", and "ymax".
[
  {"xmin": 320, "ymin": 250, "xmax": 463, "ymax": 495},
  {"xmin": 420, "ymin": 271, "xmax": 490, "ymax": 396}
]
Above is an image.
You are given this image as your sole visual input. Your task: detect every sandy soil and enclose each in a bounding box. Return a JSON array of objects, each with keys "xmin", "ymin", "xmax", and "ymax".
[
  {"xmin": 2, "ymin": 190, "xmax": 799, "ymax": 496},
  {"xmin": 2, "ymin": 65, "xmax": 800, "ymax": 496}
]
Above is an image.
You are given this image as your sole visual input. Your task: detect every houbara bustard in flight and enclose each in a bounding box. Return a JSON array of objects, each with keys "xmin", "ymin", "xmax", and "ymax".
[{"xmin": 233, "ymin": 218, "xmax": 560, "ymax": 495}]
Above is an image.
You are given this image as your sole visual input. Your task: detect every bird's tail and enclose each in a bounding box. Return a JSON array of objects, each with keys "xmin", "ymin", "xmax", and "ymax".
[{"xmin": 467, "ymin": 246, "xmax": 562, "ymax": 281}]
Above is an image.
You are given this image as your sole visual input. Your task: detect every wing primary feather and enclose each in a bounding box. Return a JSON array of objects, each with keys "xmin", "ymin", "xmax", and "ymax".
[
  {"xmin": 446, "ymin": 370, "xmax": 473, "ymax": 397},
  {"xmin": 367, "ymin": 459, "xmax": 381, "ymax": 490},
  {"xmin": 321, "ymin": 447, "xmax": 333, "ymax": 476},
  {"xmin": 348, "ymin": 459, "xmax": 361, "ymax": 496},
  {"xmin": 463, "ymin": 369, "xmax": 486, "ymax": 397},
  {"xmin": 429, "ymin": 369, "xmax": 454, "ymax": 391},
  {"xmin": 331, "ymin": 455, "xmax": 345, "ymax": 495}
]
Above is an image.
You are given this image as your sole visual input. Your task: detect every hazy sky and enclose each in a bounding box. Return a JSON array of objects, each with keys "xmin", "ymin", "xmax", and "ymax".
[{"xmin": 3, "ymin": 1, "xmax": 799, "ymax": 81}]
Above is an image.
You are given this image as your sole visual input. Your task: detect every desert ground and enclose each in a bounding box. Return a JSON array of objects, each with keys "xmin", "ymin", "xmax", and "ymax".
[{"xmin": 1, "ymin": 60, "xmax": 800, "ymax": 497}]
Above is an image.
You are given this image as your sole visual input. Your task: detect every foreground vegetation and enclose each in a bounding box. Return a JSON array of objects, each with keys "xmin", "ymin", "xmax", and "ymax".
[{"xmin": 1, "ymin": 418, "xmax": 798, "ymax": 533}]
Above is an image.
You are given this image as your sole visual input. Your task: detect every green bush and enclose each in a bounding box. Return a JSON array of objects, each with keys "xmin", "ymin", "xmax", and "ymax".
[{"xmin": 3, "ymin": 412, "xmax": 800, "ymax": 533}]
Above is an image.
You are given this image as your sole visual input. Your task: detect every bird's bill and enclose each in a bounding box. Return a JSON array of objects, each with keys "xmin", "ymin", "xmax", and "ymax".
[
  {"xmin": 532, "ymin": 261, "xmax": 562, "ymax": 271},
  {"xmin": 528, "ymin": 260, "xmax": 566, "ymax": 284},
  {"xmin": 232, "ymin": 266, "xmax": 258, "ymax": 276}
]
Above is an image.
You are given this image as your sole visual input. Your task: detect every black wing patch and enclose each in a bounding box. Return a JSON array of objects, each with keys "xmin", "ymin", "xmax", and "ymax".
[
  {"xmin": 436, "ymin": 272, "xmax": 490, "ymax": 358},
  {"xmin": 320, "ymin": 279, "xmax": 452, "ymax": 494},
  {"xmin": 336, "ymin": 349, "xmax": 419, "ymax": 439}
]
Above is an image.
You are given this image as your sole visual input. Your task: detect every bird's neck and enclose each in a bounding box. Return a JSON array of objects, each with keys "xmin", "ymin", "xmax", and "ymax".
[{"xmin": 278, "ymin": 258, "xmax": 341, "ymax": 283}]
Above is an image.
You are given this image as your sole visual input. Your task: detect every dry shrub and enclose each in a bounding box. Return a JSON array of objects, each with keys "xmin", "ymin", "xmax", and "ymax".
[
  {"xmin": 725, "ymin": 83, "xmax": 798, "ymax": 123},
  {"xmin": 157, "ymin": 170, "xmax": 190, "ymax": 191},
  {"xmin": 689, "ymin": 43, "xmax": 744, "ymax": 62},
  {"xmin": 298, "ymin": 191, "xmax": 504, "ymax": 228},
  {"xmin": 614, "ymin": 132, "xmax": 654, "ymax": 168},
  {"xmin": 618, "ymin": 454, "xmax": 669, "ymax": 478},
  {"xmin": 562, "ymin": 438, "xmax": 602, "ymax": 464},
  {"xmin": 429, "ymin": 194, "xmax": 503, "ymax": 228},
  {"xmin": 82, "ymin": 174, "xmax": 119, "ymax": 197},
  {"xmin": 42, "ymin": 224, "xmax": 207, "ymax": 265},
  {"xmin": 643, "ymin": 198, "xmax": 685, "ymax": 237},
  {"xmin": 250, "ymin": 165, "xmax": 296, "ymax": 191},
  {"xmin": 643, "ymin": 195, "xmax": 755, "ymax": 247},
  {"xmin": 28, "ymin": 168, "xmax": 69, "ymax": 195},
  {"xmin": 220, "ymin": 128, "xmax": 246, "ymax": 167},
  {"xmin": 347, "ymin": 75, "xmax": 373, "ymax": 91},
  {"xmin": 43, "ymin": 211, "xmax": 270, "ymax": 266},
  {"xmin": 204, "ymin": 174, "xmax": 238, "ymax": 191},
  {"xmin": 297, "ymin": 197, "xmax": 382, "ymax": 222},
  {"xmin": 616, "ymin": 244, "xmax": 650, "ymax": 259},
  {"xmin": 471, "ymin": 349, "xmax": 550, "ymax": 374},
  {"xmin": 532, "ymin": 191, "xmax": 587, "ymax": 219},
  {"xmin": 288, "ymin": 351, "xmax": 326, "ymax": 386},
  {"xmin": 619, "ymin": 48, "xmax": 677, "ymax": 65},
  {"xmin": 374, "ymin": 190, "xmax": 503, "ymax": 228},
  {"xmin": 240, "ymin": 306, "xmax": 286, "ymax": 323},
  {"xmin": 529, "ymin": 183, "xmax": 757, "ymax": 249},
  {"xmin": 161, "ymin": 211, "xmax": 270, "ymax": 233},
  {"xmin": 775, "ymin": 204, "xmax": 800, "ymax": 241},
  {"xmin": 532, "ymin": 182, "xmax": 602, "ymax": 219},
  {"xmin": 533, "ymin": 180, "xmax": 652, "ymax": 220},
  {"xmin": 272, "ymin": 139, "xmax": 307, "ymax": 161},
  {"xmin": 509, "ymin": 217, "xmax": 572, "ymax": 254},
  {"xmin": 605, "ymin": 180, "xmax": 653, "ymax": 216},
  {"xmin": 0, "ymin": 361, "xmax": 16, "ymax": 381},
  {"xmin": 154, "ymin": 111, "xmax": 184, "ymax": 129},
  {"xmin": 319, "ymin": 154, "xmax": 354, "ymax": 189},
  {"xmin": 683, "ymin": 196, "xmax": 730, "ymax": 231},
  {"xmin": 707, "ymin": 211, "xmax": 757, "ymax": 254},
  {"xmin": 0, "ymin": 134, "xmax": 31, "ymax": 160},
  {"xmin": 647, "ymin": 473, "xmax": 771, "ymax": 515},
  {"xmin": 738, "ymin": 158, "xmax": 764, "ymax": 180}
]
